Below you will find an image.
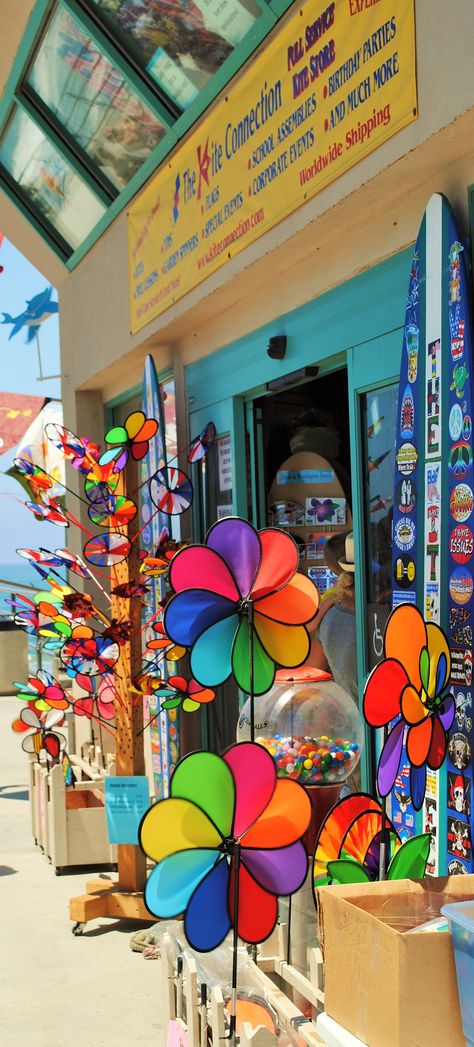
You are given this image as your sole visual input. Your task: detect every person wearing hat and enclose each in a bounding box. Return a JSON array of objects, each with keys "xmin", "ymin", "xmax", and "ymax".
[{"xmin": 314, "ymin": 531, "xmax": 358, "ymax": 704}]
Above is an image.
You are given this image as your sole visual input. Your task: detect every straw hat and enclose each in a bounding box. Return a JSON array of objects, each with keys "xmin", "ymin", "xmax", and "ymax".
[{"xmin": 338, "ymin": 531, "xmax": 355, "ymax": 573}]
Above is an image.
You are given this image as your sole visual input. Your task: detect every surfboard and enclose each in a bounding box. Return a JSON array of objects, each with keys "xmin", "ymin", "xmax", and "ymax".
[
  {"xmin": 391, "ymin": 193, "xmax": 474, "ymax": 875},
  {"xmin": 141, "ymin": 354, "xmax": 178, "ymax": 798}
]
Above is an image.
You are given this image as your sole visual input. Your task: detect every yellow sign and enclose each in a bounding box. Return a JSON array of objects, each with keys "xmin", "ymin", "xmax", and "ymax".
[{"xmin": 129, "ymin": 0, "xmax": 416, "ymax": 333}]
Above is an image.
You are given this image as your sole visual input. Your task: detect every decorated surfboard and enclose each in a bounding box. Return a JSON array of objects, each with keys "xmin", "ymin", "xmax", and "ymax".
[
  {"xmin": 141, "ymin": 353, "xmax": 178, "ymax": 798},
  {"xmin": 391, "ymin": 193, "xmax": 474, "ymax": 875}
]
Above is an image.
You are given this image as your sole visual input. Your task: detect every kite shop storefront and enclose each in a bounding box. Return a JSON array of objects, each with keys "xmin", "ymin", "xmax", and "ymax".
[{"xmin": 107, "ymin": 247, "xmax": 408, "ymax": 796}]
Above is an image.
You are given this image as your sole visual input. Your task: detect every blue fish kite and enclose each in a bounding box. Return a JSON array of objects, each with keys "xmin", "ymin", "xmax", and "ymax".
[{"xmin": 1, "ymin": 286, "xmax": 58, "ymax": 343}]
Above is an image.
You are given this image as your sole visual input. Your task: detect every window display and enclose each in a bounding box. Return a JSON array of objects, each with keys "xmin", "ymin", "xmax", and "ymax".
[
  {"xmin": 89, "ymin": 0, "xmax": 260, "ymax": 109},
  {"xmin": 27, "ymin": 8, "xmax": 167, "ymax": 191},
  {"xmin": 0, "ymin": 107, "xmax": 106, "ymax": 251}
]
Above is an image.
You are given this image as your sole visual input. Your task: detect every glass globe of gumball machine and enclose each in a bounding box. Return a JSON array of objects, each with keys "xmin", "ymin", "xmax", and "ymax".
[{"xmin": 237, "ymin": 667, "xmax": 364, "ymax": 854}]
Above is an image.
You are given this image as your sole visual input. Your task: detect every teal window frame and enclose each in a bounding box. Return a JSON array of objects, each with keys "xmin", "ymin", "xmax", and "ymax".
[{"xmin": 0, "ymin": 0, "xmax": 280, "ymax": 265}]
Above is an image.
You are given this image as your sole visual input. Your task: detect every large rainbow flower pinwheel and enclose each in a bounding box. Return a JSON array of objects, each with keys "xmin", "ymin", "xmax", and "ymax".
[
  {"xmin": 163, "ymin": 518, "xmax": 319, "ymax": 695},
  {"xmin": 363, "ymin": 604, "xmax": 455, "ymax": 810},
  {"xmin": 140, "ymin": 742, "xmax": 311, "ymax": 951}
]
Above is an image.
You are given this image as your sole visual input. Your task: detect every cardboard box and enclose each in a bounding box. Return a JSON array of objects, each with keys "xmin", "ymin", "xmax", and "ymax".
[{"xmin": 317, "ymin": 876, "xmax": 474, "ymax": 1047}]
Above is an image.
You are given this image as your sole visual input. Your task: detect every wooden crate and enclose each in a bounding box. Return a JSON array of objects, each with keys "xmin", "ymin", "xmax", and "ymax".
[{"xmin": 29, "ymin": 756, "xmax": 116, "ymax": 873}]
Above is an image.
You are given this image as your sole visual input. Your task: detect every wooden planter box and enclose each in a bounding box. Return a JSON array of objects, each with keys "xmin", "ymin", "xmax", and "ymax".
[{"xmin": 29, "ymin": 755, "xmax": 116, "ymax": 874}]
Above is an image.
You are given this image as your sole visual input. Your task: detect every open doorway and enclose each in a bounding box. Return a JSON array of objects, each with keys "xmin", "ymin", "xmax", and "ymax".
[{"xmin": 252, "ymin": 368, "xmax": 352, "ymax": 599}]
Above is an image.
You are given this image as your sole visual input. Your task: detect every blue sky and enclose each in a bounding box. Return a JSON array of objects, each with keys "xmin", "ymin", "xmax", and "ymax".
[{"xmin": 0, "ymin": 235, "xmax": 62, "ymax": 568}]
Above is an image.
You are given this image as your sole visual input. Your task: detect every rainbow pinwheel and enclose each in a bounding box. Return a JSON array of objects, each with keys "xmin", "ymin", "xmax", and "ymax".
[
  {"xmin": 164, "ymin": 518, "xmax": 319, "ymax": 695},
  {"xmin": 83, "ymin": 531, "xmax": 132, "ymax": 567},
  {"xmin": 14, "ymin": 671, "xmax": 70, "ymax": 712},
  {"xmin": 312, "ymin": 793, "xmax": 431, "ymax": 893},
  {"xmin": 26, "ymin": 498, "xmax": 69, "ymax": 526},
  {"xmin": 153, "ymin": 675, "xmax": 215, "ymax": 713},
  {"xmin": 100, "ymin": 410, "xmax": 159, "ymax": 472},
  {"xmin": 363, "ymin": 604, "xmax": 455, "ymax": 810},
  {"xmin": 187, "ymin": 421, "xmax": 216, "ymax": 463},
  {"xmin": 13, "ymin": 707, "xmax": 66, "ymax": 760},
  {"xmin": 140, "ymin": 741, "xmax": 311, "ymax": 951}
]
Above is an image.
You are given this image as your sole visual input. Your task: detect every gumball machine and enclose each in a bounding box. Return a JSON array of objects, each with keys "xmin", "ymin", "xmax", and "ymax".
[{"xmin": 237, "ymin": 667, "xmax": 363, "ymax": 853}]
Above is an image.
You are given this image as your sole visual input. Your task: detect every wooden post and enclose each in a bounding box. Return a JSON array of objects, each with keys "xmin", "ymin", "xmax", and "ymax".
[
  {"xmin": 111, "ymin": 497, "xmax": 147, "ymax": 892},
  {"xmin": 69, "ymin": 463, "xmax": 153, "ymax": 929}
]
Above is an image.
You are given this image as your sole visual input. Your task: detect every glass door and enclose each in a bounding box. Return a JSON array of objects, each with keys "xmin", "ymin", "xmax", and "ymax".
[{"xmin": 348, "ymin": 328, "xmax": 402, "ymax": 789}]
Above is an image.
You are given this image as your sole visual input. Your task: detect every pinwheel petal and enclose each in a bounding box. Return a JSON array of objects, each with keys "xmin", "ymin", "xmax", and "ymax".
[
  {"xmin": 165, "ymin": 590, "xmax": 237, "ymax": 647},
  {"xmin": 105, "ymin": 424, "xmax": 128, "ymax": 445},
  {"xmin": 384, "ymin": 605, "xmax": 426, "ymax": 690},
  {"xmin": 223, "ymin": 742, "xmax": 275, "ymax": 838},
  {"xmin": 124, "ymin": 411, "xmax": 146, "ymax": 439},
  {"xmin": 185, "ymin": 858, "xmax": 231, "ymax": 951},
  {"xmin": 187, "ymin": 681, "xmax": 215, "ymax": 703},
  {"xmin": 229, "ymin": 862, "xmax": 278, "ymax": 944},
  {"xmin": 254, "ymin": 615, "xmax": 310, "ymax": 668},
  {"xmin": 241, "ymin": 779, "xmax": 311, "ymax": 848},
  {"xmin": 439, "ymin": 692, "xmax": 455, "ymax": 731},
  {"xmin": 232, "ymin": 618, "xmax": 275, "ymax": 695},
  {"xmin": 407, "ymin": 717, "xmax": 432, "ymax": 767},
  {"xmin": 363, "ymin": 660, "xmax": 408, "ymax": 727},
  {"xmin": 410, "ymin": 763, "xmax": 427, "ymax": 811},
  {"xmin": 426, "ymin": 622, "xmax": 451, "ymax": 692},
  {"xmin": 250, "ymin": 529, "xmax": 299, "ymax": 599},
  {"xmin": 144, "ymin": 849, "xmax": 219, "ymax": 919},
  {"xmin": 377, "ymin": 719, "xmax": 405, "ymax": 796},
  {"xmin": 400, "ymin": 683, "xmax": 427, "ymax": 726},
  {"xmin": 242, "ymin": 840, "xmax": 308, "ymax": 896},
  {"xmin": 134, "ymin": 418, "xmax": 158, "ymax": 443},
  {"xmin": 182, "ymin": 698, "xmax": 200, "ymax": 712},
  {"xmin": 190, "ymin": 615, "xmax": 239, "ymax": 686},
  {"xmin": 171, "ymin": 752, "xmax": 234, "ymax": 837},
  {"xmin": 427, "ymin": 715, "xmax": 447, "ymax": 769},
  {"xmin": 130, "ymin": 441, "xmax": 149, "ymax": 461},
  {"xmin": 140, "ymin": 797, "xmax": 221, "ymax": 863},
  {"xmin": 169, "ymin": 546, "xmax": 240, "ymax": 601},
  {"xmin": 207, "ymin": 518, "xmax": 261, "ymax": 598},
  {"xmin": 253, "ymin": 573, "xmax": 318, "ymax": 624}
]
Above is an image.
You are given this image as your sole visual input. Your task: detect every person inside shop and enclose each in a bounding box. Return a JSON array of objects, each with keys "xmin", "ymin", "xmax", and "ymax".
[
  {"xmin": 312, "ymin": 532, "xmax": 358, "ymax": 705},
  {"xmin": 306, "ymin": 531, "xmax": 348, "ymax": 672}
]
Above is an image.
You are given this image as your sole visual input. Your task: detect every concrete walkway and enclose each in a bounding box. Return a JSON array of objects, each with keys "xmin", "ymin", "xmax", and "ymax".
[{"xmin": 0, "ymin": 696, "xmax": 165, "ymax": 1047}]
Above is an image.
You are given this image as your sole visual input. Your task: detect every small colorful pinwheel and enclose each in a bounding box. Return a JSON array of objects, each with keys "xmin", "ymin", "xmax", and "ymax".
[
  {"xmin": 153, "ymin": 676, "xmax": 215, "ymax": 713},
  {"xmin": 99, "ymin": 410, "xmax": 159, "ymax": 472},
  {"xmin": 14, "ymin": 671, "xmax": 70, "ymax": 712},
  {"xmin": 12, "ymin": 707, "xmax": 66, "ymax": 760}
]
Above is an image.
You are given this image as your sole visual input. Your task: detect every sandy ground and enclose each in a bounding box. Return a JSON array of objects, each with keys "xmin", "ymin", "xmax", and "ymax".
[{"xmin": 0, "ymin": 696, "xmax": 165, "ymax": 1047}]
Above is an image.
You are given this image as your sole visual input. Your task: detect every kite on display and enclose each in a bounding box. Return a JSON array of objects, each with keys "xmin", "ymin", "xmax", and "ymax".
[
  {"xmin": 1, "ymin": 285, "xmax": 59, "ymax": 380},
  {"xmin": 1, "ymin": 285, "xmax": 58, "ymax": 343}
]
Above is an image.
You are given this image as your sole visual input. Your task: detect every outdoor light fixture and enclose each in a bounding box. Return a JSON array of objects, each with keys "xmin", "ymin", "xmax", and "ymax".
[{"xmin": 267, "ymin": 336, "xmax": 287, "ymax": 360}]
